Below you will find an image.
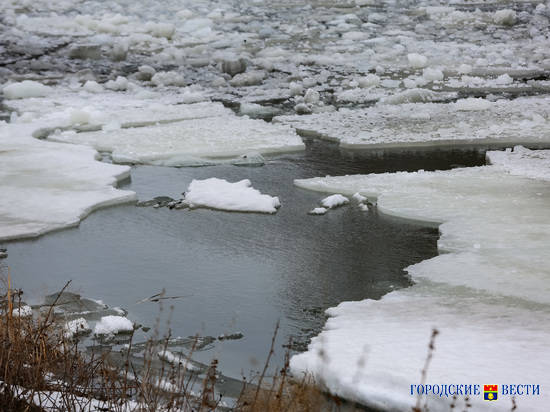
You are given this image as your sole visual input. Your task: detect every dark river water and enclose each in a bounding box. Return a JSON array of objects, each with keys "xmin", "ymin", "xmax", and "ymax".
[{"xmin": 2, "ymin": 141, "xmax": 486, "ymax": 379}]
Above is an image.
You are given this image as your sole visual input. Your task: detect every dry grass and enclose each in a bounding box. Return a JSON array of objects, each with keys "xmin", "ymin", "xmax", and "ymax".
[{"xmin": 0, "ymin": 271, "xmax": 339, "ymax": 412}]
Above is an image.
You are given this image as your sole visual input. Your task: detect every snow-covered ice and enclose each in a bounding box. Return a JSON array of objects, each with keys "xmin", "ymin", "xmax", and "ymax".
[
  {"xmin": 50, "ymin": 115, "xmax": 303, "ymax": 166},
  {"xmin": 158, "ymin": 350, "xmax": 200, "ymax": 372},
  {"xmin": 291, "ymin": 151, "xmax": 550, "ymax": 411},
  {"xmin": 275, "ymin": 96, "xmax": 550, "ymax": 148},
  {"xmin": 487, "ymin": 145, "xmax": 550, "ymax": 181},
  {"xmin": 64, "ymin": 317, "xmax": 91, "ymax": 339},
  {"xmin": 2, "ymin": 80, "xmax": 52, "ymax": 99},
  {"xmin": 308, "ymin": 207, "xmax": 327, "ymax": 215},
  {"xmin": 320, "ymin": 194, "xmax": 349, "ymax": 209},
  {"xmin": 94, "ymin": 315, "xmax": 134, "ymax": 335},
  {"xmin": 0, "ymin": 122, "xmax": 136, "ymax": 242},
  {"xmin": 12, "ymin": 305, "xmax": 33, "ymax": 317},
  {"xmin": 184, "ymin": 178, "xmax": 280, "ymax": 214}
]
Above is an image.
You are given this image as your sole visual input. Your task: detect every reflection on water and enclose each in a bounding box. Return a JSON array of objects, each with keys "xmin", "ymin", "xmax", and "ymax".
[{"xmin": 3, "ymin": 143, "xmax": 485, "ymax": 377}]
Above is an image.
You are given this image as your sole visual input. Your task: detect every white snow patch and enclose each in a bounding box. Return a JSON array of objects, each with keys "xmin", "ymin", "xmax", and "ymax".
[
  {"xmin": 352, "ymin": 192, "xmax": 367, "ymax": 203},
  {"xmin": 184, "ymin": 178, "xmax": 281, "ymax": 213},
  {"xmin": 320, "ymin": 194, "xmax": 349, "ymax": 209},
  {"xmin": 64, "ymin": 318, "xmax": 91, "ymax": 338},
  {"xmin": 12, "ymin": 305, "xmax": 33, "ymax": 317},
  {"xmin": 308, "ymin": 207, "xmax": 327, "ymax": 215},
  {"xmin": 94, "ymin": 315, "xmax": 133, "ymax": 335}
]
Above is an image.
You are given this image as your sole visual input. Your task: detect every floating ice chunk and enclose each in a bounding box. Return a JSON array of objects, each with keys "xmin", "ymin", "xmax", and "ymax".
[
  {"xmin": 229, "ymin": 71, "xmax": 265, "ymax": 87},
  {"xmin": 136, "ymin": 65, "xmax": 156, "ymax": 81},
  {"xmin": 239, "ymin": 103, "xmax": 280, "ymax": 118},
  {"xmin": 94, "ymin": 315, "xmax": 133, "ymax": 335},
  {"xmin": 151, "ymin": 71, "xmax": 186, "ymax": 87},
  {"xmin": 352, "ymin": 192, "xmax": 367, "ymax": 203},
  {"xmin": 407, "ymin": 53, "xmax": 428, "ymax": 69},
  {"xmin": 308, "ymin": 207, "xmax": 327, "ymax": 215},
  {"xmin": 12, "ymin": 305, "xmax": 33, "ymax": 317},
  {"xmin": 422, "ymin": 67, "xmax": 443, "ymax": 81},
  {"xmin": 457, "ymin": 64, "xmax": 472, "ymax": 74},
  {"xmin": 495, "ymin": 73, "xmax": 513, "ymax": 85},
  {"xmin": 275, "ymin": 96, "xmax": 550, "ymax": 148},
  {"xmin": 357, "ymin": 74, "xmax": 380, "ymax": 88},
  {"xmin": 3, "ymin": 81, "xmax": 52, "ymax": 99},
  {"xmin": 454, "ymin": 97, "xmax": 491, "ymax": 111},
  {"xmin": 221, "ymin": 59, "xmax": 247, "ymax": 77},
  {"xmin": 321, "ymin": 194, "xmax": 349, "ymax": 209},
  {"xmin": 294, "ymin": 103, "xmax": 311, "ymax": 114},
  {"xmin": 68, "ymin": 44, "xmax": 101, "ymax": 60},
  {"xmin": 176, "ymin": 9, "xmax": 193, "ymax": 19},
  {"xmin": 69, "ymin": 109, "xmax": 92, "ymax": 125},
  {"xmin": 381, "ymin": 89, "xmax": 455, "ymax": 105},
  {"xmin": 50, "ymin": 113, "xmax": 303, "ymax": 165},
  {"xmin": 181, "ymin": 18, "xmax": 213, "ymax": 34},
  {"xmin": 0, "ymin": 122, "xmax": 136, "ymax": 242},
  {"xmin": 82, "ymin": 81, "xmax": 103, "ymax": 93},
  {"xmin": 380, "ymin": 79, "xmax": 400, "ymax": 88},
  {"xmin": 145, "ymin": 21, "xmax": 175, "ymax": 39},
  {"xmin": 184, "ymin": 178, "xmax": 281, "ymax": 214},
  {"xmin": 494, "ymin": 9, "xmax": 517, "ymax": 26},
  {"xmin": 289, "ymin": 82, "xmax": 304, "ymax": 96},
  {"xmin": 158, "ymin": 350, "xmax": 200, "ymax": 371},
  {"xmin": 304, "ymin": 89, "xmax": 320, "ymax": 104},
  {"xmin": 487, "ymin": 146, "xmax": 550, "ymax": 181},
  {"xmin": 105, "ymin": 76, "xmax": 128, "ymax": 91},
  {"xmin": 64, "ymin": 318, "xmax": 91, "ymax": 338}
]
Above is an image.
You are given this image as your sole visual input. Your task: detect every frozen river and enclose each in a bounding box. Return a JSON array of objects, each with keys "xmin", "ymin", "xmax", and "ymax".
[
  {"xmin": 2, "ymin": 0, "xmax": 550, "ymax": 410},
  {"xmin": 4, "ymin": 144, "xmax": 484, "ymax": 378}
]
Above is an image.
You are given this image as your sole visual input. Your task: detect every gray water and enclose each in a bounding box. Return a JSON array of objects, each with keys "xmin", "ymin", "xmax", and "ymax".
[{"xmin": 2, "ymin": 141, "xmax": 486, "ymax": 379}]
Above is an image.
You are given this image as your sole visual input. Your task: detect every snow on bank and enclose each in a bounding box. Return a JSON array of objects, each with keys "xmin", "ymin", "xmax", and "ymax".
[
  {"xmin": 184, "ymin": 178, "xmax": 280, "ymax": 213},
  {"xmin": 275, "ymin": 96, "xmax": 550, "ymax": 148},
  {"xmin": 291, "ymin": 151, "xmax": 550, "ymax": 411},
  {"xmin": 0, "ymin": 122, "xmax": 136, "ymax": 242}
]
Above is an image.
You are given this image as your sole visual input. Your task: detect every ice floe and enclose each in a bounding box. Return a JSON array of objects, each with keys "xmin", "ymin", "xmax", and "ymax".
[
  {"xmin": 0, "ymin": 122, "xmax": 136, "ymax": 242},
  {"xmin": 275, "ymin": 96, "xmax": 550, "ymax": 148},
  {"xmin": 2, "ymin": 80, "xmax": 52, "ymax": 99},
  {"xmin": 320, "ymin": 194, "xmax": 349, "ymax": 209},
  {"xmin": 64, "ymin": 318, "xmax": 91, "ymax": 339},
  {"xmin": 94, "ymin": 315, "xmax": 134, "ymax": 336},
  {"xmin": 183, "ymin": 178, "xmax": 281, "ymax": 214},
  {"xmin": 49, "ymin": 113, "xmax": 303, "ymax": 166},
  {"xmin": 292, "ymin": 149, "xmax": 550, "ymax": 411}
]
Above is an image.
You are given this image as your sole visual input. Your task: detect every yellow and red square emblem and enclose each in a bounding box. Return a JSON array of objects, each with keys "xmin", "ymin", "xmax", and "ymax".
[{"xmin": 484, "ymin": 385, "xmax": 498, "ymax": 401}]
